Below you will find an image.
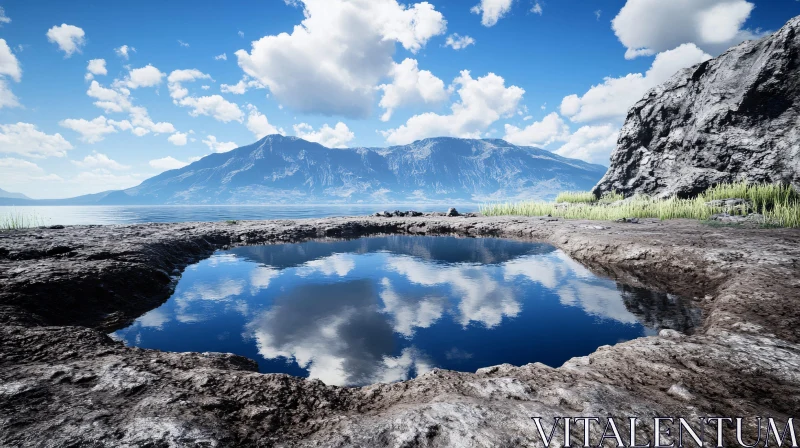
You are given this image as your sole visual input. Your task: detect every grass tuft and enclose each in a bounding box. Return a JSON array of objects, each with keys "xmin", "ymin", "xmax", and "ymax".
[
  {"xmin": 0, "ymin": 209, "xmax": 47, "ymax": 231},
  {"xmin": 555, "ymin": 191, "xmax": 596, "ymax": 204},
  {"xmin": 481, "ymin": 182, "xmax": 800, "ymax": 228}
]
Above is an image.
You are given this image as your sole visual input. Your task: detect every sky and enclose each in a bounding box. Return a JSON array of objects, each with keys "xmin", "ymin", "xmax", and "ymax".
[{"xmin": 0, "ymin": 0, "xmax": 797, "ymax": 199}]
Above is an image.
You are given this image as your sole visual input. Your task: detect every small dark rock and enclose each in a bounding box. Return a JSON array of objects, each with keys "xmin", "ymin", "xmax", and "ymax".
[
  {"xmin": 409, "ymin": 211, "xmax": 423, "ymax": 217},
  {"xmin": 48, "ymin": 225, "xmax": 65, "ymax": 230},
  {"xmin": 446, "ymin": 207, "xmax": 460, "ymax": 217},
  {"xmin": 615, "ymin": 217, "xmax": 640, "ymax": 224}
]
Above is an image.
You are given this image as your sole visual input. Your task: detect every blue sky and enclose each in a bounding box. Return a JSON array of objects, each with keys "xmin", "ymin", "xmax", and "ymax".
[{"xmin": 0, "ymin": 0, "xmax": 797, "ymax": 198}]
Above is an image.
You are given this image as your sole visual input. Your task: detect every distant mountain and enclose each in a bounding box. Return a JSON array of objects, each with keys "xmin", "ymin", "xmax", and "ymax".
[
  {"xmin": 0, "ymin": 188, "xmax": 30, "ymax": 200},
  {"xmin": 0, "ymin": 136, "xmax": 607, "ymax": 205}
]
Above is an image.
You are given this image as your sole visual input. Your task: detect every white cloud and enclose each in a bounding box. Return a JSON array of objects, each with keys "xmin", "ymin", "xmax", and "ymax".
[
  {"xmin": 0, "ymin": 40, "xmax": 22, "ymax": 82},
  {"xmin": 554, "ymin": 124, "xmax": 619, "ymax": 165},
  {"xmin": 382, "ymin": 70, "xmax": 524, "ymax": 145},
  {"xmin": 612, "ymin": 0, "xmax": 760, "ymax": 59},
  {"xmin": 444, "ymin": 33, "xmax": 476, "ymax": 50},
  {"xmin": 115, "ymin": 44, "xmax": 135, "ymax": 59},
  {"xmin": 72, "ymin": 152, "xmax": 129, "ymax": 170},
  {"xmin": 201, "ymin": 85, "xmax": 210, "ymax": 90},
  {"xmin": 202, "ymin": 135, "xmax": 239, "ymax": 153},
  {"xmin": 246, "ymin": 105, "xmax": 285, "ymax": 139},
  {"xmin": 168, "ymin": 132, "xmax": 188, "ymax": 146},
  {"xmin": 471, "ymin": 0, "xmax": 514, "ymax": 27},
  {"xmin": 178, "ymin": 40, "xmax": 190, "ymax": 47},
  {"xmin": 84, "ymin": 81, "xmax": 175, "ymax": 136},
  {"xmin": 84, "ymin": 59, "xmax": 107, "ymax": 81},
  {"xmin": 378, "ymin": 58, "xmax": 447, "ymax": 122},
  {"xmin": 0, "ymin": 39, "xmax": 21, "ymax": 108},
  {"xmin": 0, "ymin": 123, "xmax": 73, "ymax": 158},
  {"xmin": 0, "ymin": 158, "xmax": 62, "ymax": 185},
  {"xmin": 71, "ymin": 170, "xmax": 145, "ymax": 191},
  {"xmin": 235, "ymin": 0, "xmax": 446, "ymax": 118},
  {"xmin": 560, "ymin": 43, "xmax": 712, "ymax": 123},
  {"xmin": 46, "ymin": 24, "xmax": 85, "ymax": 57},
  {"xmin": 214, "ymin": 53, "xmax": 227, "ymax": 61},
  {"xmin": 389, "ymin": 257, "xmax": 520, "ymax": 329},
  {"xmin": 238, "ymin": 31, "xmax": 245, "ymax": 38},
  {"xmin": 220, "ymin": 76, "xmax": 266, "ymax": 95},
  {"xmin": 149, "ymin": 156, "xmax": 189, "ymax": 171},
  {"xmin": 177, "ymin": 95, "xmax": 244, "ymax": 122},
  {"xmin": 0, "ymin": 7, "xmax": 10, "ymax": 25},
  {"xmin": 503, "ymin": 112, "xmax": 570, "ymax": 147},
  {"xmin": 531, "ymin": 2, "xmax": 543, "ymax": 15},
  {"xmin": 293, "ymin": 122, "xmax": 354, "ymax": 148},
  {"xmin": 59, "ymin": 116, "xmax": 129, "ymax": 143},
  {"xmin": 168, "ymin": 69, "xmax": 244, "ymax": 122},
  {"xmin": 121, "ymin": 64, "xmax": 165, "ymax": 89}
]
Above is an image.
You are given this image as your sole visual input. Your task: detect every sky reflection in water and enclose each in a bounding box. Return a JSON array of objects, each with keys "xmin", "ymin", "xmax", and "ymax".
[{"xmin": 113, "ymin": 236, "xmax": 701, "ymax": 386}]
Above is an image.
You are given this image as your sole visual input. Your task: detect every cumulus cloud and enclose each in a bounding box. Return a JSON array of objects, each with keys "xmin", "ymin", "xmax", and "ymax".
[
  {"xmin": 84, "ymin": 81, "xmax": 175, "ymax": 136},
  {"xmin": 293, "ymin": 122, "xmax": 354, "ymax": 148},
  {"xmin": 503, "ymin": 112, "xmax": 571, "ymax": 147},
  {"xmin": 115, "ymin": 44, "xmax": 135, "ymax": 59},
  {"xmin": 382, "ymin": 70, "xmax": 524, "ymax": 145},
  {"xmin": 0, "ymin": 39, "xmax": 21, "ymax": 108},
  {"xmin": 246, "ymin": 280, "xmax": 432, "ymax": 386},
  {"xmin": 202, "ymin": 135, "xmax": 238, "ymax": 153},
  {"xmin": 0, "ymin": 158, "xmax": 62, "ymax": 186},
  {"xmin": 220, "ymin": 75, "xmax": 266, "ymax": 95},
  {"xmin": 0, "ymin": 123, "xmax": 73, "ymax": 158},
  {"xmin": 531, "ymin": 2, "xmax": 543, "ymax": 15},
  {"xmin": 46, "ymin": 24, "xmax": 85, "ymax": 57},
  {"xmin": 84, "ymin": 58, "xmax": 107, "ymax": 81},
  {"xmin": 444, "ymin": 33, "xmax": 476, "ymax": 50},
  {"xmin": 120, "ymin": 64, "xmax": 165, "ymax": 89},
  {"xmin": 149, "ymin": 156, "xmax": 189, "ymax": 171},
  {"xmin": 168, "ymin": 69, "xmax": 244, "ymax": 122},
  {"xmin": 560, "ymin": 43, "xmax": 712, "ymax": 123},
  {"xmin": 471, "ymin": 0, "xmax": 514, "ymax": 27},
  {"xmin": 168, "ymin": 131, "xmax": 188, "ymax": 146},
  {"xmin": 554, "ymin": 124, "xmax": 619, "ymax": 165},
  {"xmin": 72, "ymin": 152, "xmax": 129, "ymax": 170},
  {"xmin": 246, "ymin": 105, "xmax": 284, "ymax": 139},
  {"xmin": 59, "ymin": 116, "xmax": 132, "ymax": 143},
  {"xmin": 235, "ymin": 0, "xmax": 446, "ymax": 118},
  {"xmin": 378, "ymin": 58, "xmax": 447, "ymax": 122},
  {"xmin": 388, "ymin": 257, "xmax": 520, "ymax": 329},
  {"xmin": 612, "ymin": 0, "xmax": 762, "ymax": 59}
]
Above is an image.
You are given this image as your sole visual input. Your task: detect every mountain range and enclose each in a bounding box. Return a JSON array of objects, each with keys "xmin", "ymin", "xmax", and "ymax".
[{"xmin": 1, "ymin": 135, "xmax": 607, "ymax": 205}]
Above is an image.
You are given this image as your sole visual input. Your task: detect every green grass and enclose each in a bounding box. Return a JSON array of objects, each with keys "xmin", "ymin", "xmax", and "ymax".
[
  {"xmin": 555, "ymin": 191, "xmax": 596, "ymax": 204},
  {"xmin": 481, "ymin": 182, "xmax": 800, "ymax": 228},
  {"xmin": 0, "ymin": 209, "xmax": 47, "ymax": 231}
]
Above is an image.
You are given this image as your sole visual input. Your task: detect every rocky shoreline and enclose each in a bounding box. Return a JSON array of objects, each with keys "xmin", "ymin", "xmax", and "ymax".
[{"xmin": 1, "ymin": 215, "xmax": 799, "ymax": 447}]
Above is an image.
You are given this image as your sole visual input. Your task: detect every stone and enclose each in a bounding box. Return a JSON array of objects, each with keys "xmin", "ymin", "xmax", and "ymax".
[
  {"xmin": 446, "ymin": 207, "xmax": 460, "ymax": 217},
  {"xmin": 594, "ymin": 15, "xmax": 800, "ymax": 199},
  {"xmin": 1, "ymin": 216, "xmax": 799, "ymax": 446}
]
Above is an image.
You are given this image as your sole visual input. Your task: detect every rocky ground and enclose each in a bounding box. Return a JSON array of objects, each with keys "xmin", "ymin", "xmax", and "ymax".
[{"xmin": 1, "ymin": 215, "xmax": 799, "ymax": 447}]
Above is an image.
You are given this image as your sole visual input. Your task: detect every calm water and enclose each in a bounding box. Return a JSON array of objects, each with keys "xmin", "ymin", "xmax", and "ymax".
[
  {"xmin": 112, "ymin": 236, "xmax": 701, "ymax": 386},
  {"xmin": 0, "ymin": 204, "xmax": 475, "ymax": 226}
]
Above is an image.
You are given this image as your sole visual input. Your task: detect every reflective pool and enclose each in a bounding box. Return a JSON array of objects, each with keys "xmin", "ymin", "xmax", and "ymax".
[{"xmin": 112, "ymin": 236, "xmax": 701, "ymax": 386}]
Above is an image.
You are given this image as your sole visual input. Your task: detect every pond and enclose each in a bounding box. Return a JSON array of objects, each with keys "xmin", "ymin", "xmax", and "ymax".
[{"xmin": 112, "ymin": 236, "xmax": 702, "ymax": 387}]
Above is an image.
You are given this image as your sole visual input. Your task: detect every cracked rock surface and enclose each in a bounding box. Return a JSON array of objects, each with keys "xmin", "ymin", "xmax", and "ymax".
[
  {"xmin": 1, "ymin": 216, "xmax": 799, "ymax": 447},
  {"xmin": 594, "ymin": 15, "xmax": 800, "ymax": 198}
]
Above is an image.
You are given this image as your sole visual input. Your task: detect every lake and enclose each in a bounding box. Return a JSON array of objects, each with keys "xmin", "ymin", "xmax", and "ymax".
[
  {"xmin": 112, "ymin": 236, "xmax": 702, "ymax": 387},
  {"xmin": 0, "ymin": 204, "xmax": 476, "ymax": 226}
]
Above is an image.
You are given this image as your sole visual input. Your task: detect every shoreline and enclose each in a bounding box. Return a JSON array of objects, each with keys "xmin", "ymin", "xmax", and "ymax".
[{"xmin": 1, "ymin": 215, "xmax": 799, "ymax": 446}]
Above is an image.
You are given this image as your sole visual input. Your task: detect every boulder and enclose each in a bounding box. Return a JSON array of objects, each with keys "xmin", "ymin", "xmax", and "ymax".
[
  {"xmin": 594, "ymin": 15, "xmax": 800, "ymax": 199},
  {"xmin": 446, "ymin": 207, "xmax": 460, "ymax": 217}
]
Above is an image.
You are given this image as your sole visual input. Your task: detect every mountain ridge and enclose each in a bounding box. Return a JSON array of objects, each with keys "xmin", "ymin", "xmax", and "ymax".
[{"xmin": 2, "ymin": 136, "xmax": 607, "ymax": 205}]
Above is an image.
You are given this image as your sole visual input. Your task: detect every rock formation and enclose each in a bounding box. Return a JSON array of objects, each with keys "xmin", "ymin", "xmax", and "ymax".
[{"xmin": 594, "ymin": 15, "xmax": 800, "ymax": 198}]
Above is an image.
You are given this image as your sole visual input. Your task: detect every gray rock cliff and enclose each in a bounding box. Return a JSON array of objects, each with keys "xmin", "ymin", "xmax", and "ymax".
[{"xmin": 594, "ymin": 15, "xmax": 800, "ymax": 198}]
